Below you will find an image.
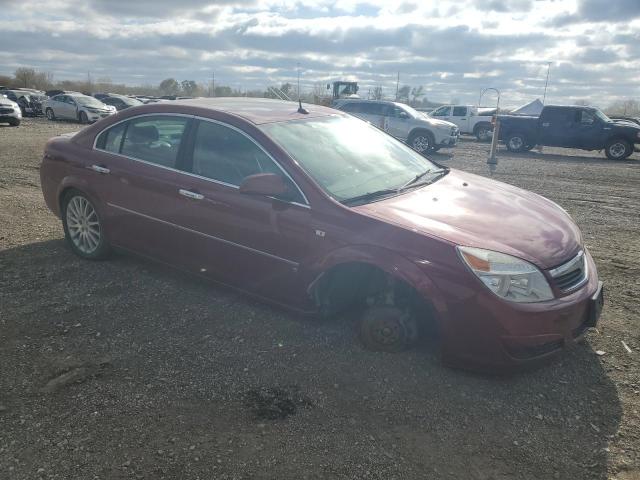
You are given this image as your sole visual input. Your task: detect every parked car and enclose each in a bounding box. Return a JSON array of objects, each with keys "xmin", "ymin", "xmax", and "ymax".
[
  {"xmin": 0, "ymin": 94, "xmax": 22, "ymax": 126},
  {"xmin": 45, "ymin": 89, "xmax": 80, "ymax": 98},
  {"xmin": 43, "ymin": 93, "xmax": 116, "ymax": 124},
  {"xmin": 0, "ymin": 89, "xmax": 46, "ymax": 116},
  {"xmin": 100, "ymin": 94, "xmax": 143, "ymax": 111},
  {"xmin": 39, "ymin": 98, "xmax": 604, "ymax": 371},
  {"xmin": 499, "ymin": 105, "xmax": 640, "ymax": 159},
  {"xmin": 429, "ymin": 104, "xmax": 494, "ymax": 141},
  {"xmin": 334, "ymin": 99, "xmax": 459, "ymax": 153}
]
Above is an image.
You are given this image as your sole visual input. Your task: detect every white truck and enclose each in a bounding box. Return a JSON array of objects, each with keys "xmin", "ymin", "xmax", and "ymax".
[{"xmin": 428, "ymin": 105, "xmax": 494, "ymax": 141}]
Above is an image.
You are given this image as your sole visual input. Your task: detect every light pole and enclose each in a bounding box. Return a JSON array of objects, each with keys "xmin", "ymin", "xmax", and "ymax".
[
  {"xmin": 479, "ymin": 87, "xmax": 500, "ymax": 111},
  {"xmin": 481, "ymin": 87, "xmax": 501, "ymax": 172}
]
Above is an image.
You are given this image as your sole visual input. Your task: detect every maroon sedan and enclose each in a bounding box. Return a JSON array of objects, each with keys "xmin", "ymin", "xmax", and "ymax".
[{"xmin": 40, "ymin": 98, "xmax": 604, "ymax": 371}]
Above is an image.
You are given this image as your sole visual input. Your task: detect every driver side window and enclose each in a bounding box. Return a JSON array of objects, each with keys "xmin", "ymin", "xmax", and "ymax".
[{"xmin": 190, "ymin": 120, "xmax": 304, "ymax": 203}]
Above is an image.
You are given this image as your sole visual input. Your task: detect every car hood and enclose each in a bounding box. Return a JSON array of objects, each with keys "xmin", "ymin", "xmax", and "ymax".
[
  {"xmin": 354, "ymin": 169, "xmax": 581, "ymax": 269},
  {"xmin": 420, "ymin": 115, "xmax": 456, "ymax": 129}
]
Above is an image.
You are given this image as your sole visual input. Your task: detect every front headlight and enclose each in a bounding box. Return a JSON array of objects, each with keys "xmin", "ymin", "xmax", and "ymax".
[{"xmin": 457, "ymin": 246, "xmax": 554, "ymax": 303}]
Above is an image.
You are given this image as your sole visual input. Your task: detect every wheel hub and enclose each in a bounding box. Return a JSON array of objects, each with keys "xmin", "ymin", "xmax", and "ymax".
[{"xmin": 66, "ymin": 196, "xmax": 101, "ymax": 254}]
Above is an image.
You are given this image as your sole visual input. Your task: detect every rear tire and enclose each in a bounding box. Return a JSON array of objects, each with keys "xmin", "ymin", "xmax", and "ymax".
[
  {"xmin": 45, "ymin": 108, "xmax": 55, "ymax": 121},
  {"xmin": 61, "ymin": 190, "xmax": 111, "ymax": 260},
  {"xmin": 408, "ymin": 130, "xmax": 434, "ymax": 154},
  {"xmin": 605, "ymin": 138, "xmax": 631, "ymax": 160},
  {"xmin": 506, "ymin": 133, "xmax": 527, "ymax": 152}
]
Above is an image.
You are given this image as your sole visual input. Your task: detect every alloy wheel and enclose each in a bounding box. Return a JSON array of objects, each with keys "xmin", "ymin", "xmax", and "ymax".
[
  {"xmin": 65, "ymin": 196, "xmax": 101, "ymax": 254},
  {"xmin": 412, "ymin": 135, "xmax": 431, "ymax": 153},
  {"xmin": 508, "ymin": 136, "xmax": 524, "ymax": 151},
  {"xmin": 608, "ymin": 142, "xmax": 627, "ymax": 159}
]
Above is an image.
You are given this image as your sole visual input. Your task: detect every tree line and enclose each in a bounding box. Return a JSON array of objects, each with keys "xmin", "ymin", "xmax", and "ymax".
[{"xmin": 2, "ymin": 67, "xmax": 638, "ymax": 115}]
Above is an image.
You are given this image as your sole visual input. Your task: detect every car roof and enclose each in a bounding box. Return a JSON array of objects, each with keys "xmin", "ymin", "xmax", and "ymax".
[{"xmin": 169, "ymin": 97, "xmax": 337, "ymax": 125}]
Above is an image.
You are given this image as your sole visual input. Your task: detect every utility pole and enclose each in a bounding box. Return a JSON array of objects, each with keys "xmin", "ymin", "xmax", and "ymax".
[
  {"xmin": 211, "ymin": 72, "xmax": 215, "ymax": 97},
  {"xmin": 395, "ymin": 72, "xmax": 400, "ymax": 101},
  {"xmin": 542, "ymin": 62, "xmax": 551, "ymax": 105}
]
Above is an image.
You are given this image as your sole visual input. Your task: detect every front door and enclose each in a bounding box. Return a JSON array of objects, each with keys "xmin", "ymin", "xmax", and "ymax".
[{"xmin": 173, "ymin": 118, "xmax": 314, "ymax": 307}]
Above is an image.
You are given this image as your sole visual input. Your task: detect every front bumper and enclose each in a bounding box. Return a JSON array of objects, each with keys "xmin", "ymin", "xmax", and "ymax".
[
  {"xmin": 436, "ymin": 129, "xmax": 460, "ymax": 148},
  {"xmin": 438, "ymin": 250, "xmax": 603, "ymax": 372},
  {"xmin": 86, "ymin": 111, "xmax": 114, "ymax": 122},
  {"xmin": 0, "ymin": 106, "xmax": 21, "ymax": 122}
]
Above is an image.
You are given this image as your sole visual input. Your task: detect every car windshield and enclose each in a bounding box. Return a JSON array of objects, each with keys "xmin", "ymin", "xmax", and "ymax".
[
  {"xmin": 261, "ymin": 115, "xmax": 442, "ymax": 203},
  {"xmin": 398, "ymin": 103, "xmax": 421, "ymax": 119},
  {"xmin": 112, "ymin": 95, "xmax": 143, "ymax": 106},
  {"xmin": 74, "ymin": 96, "xmax": 105, "ymax": 107},
  {"xmin": 594, "ymin": 109, "xmax": 611, "ymax": 122}
]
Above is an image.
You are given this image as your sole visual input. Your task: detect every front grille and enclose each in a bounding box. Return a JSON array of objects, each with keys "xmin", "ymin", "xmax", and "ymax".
[
  {"xmin": 0, "ymin": 108, "xmax": 14, "ymax": 114},
  {"xmin": 549, "ymin": 251, "xmax": 587, "ymax": 293}
]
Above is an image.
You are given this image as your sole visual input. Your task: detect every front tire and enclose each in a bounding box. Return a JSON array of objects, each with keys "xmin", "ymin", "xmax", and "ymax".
[
  {"xmin": 79, "ymin": 111, "xmax": 89, "ymax": 124},
  {"xmin": 61, "ymin": 190, "xmax": 110, "ymax": 260},
  {"xmin": 605, "ymin": 138, "xmax": 631, "ymax": 160},
  {"xmin": 358, "ymin": 305, "xmax": 418, "ymax": 353},
  {"xmin": 505, "ymin": 133, "xmax": 527, "ymax": 152},
  {"xmin": 8, "ymin": 118, "xmax": 20, "ymax": 127},
  {"xmin": 408, "ymin": 130, "xmax": 434, "ymax": 154},
  {"xmin": 45, "ymin": 108, "xmax": 55, "ymax": 121}
]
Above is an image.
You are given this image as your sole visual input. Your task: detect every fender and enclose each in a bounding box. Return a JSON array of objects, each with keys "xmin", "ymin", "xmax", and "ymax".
[
  {"xmin": 307, "ymin": 244, "xmax": 450, "ymax": 320},
  {"xmin": 56, "ymin": 175, "xmax": 106, "ymax": 220}
]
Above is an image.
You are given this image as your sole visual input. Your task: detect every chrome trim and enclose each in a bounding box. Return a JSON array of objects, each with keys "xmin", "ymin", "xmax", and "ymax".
[
  {"xmin": 549, "ymin": 250, "xmax": 584, "ymax": 277},
  {"xmin": 548, "ymin": 250, "xmax": 588, "ymax": 292},
  {"xmin": 91, "ymin": 112, "xmax": 310, "ymax": 207},
  {"xmin": 107, "ymin": 202, "xmax": 299, "ymax": 267}
]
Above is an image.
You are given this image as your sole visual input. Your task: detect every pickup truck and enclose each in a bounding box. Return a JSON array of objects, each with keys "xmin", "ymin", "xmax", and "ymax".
[
  {"xmin": 498, "ymin": 105, "xmax": 640, "ymax": 160},
  {"xmin": 428, "ymin": 105, "xmax": 494, "ymax": 141}
]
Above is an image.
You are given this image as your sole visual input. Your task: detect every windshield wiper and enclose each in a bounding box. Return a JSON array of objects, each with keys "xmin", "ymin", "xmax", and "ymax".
[
  {"xmin": 399, "ymin": 168, "xmax": 448, "ymax": 191},
  {"xmin": 341, "ymin": 188, "xmax": 399, "ymax": 206}
]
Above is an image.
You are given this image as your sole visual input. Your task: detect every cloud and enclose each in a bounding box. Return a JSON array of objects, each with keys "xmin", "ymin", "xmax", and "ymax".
[
  {"xmin": 547, "ymin": 0, "xmax": 640, "ymax": 26},
  {"xmin": 0, "ymin": 0, "xmax": 639, "ymax": 106}
]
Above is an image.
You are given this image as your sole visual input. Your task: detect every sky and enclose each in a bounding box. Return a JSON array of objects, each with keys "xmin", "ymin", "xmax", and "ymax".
[{"xmin": 1, "ymin": 0, "xmax": 639, "ymax": 107}]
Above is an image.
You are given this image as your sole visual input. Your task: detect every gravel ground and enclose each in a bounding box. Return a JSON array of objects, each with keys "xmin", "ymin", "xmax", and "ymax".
[{"xmin": 1, "ymin": 117, "xmax": 639, "ymax": 480}]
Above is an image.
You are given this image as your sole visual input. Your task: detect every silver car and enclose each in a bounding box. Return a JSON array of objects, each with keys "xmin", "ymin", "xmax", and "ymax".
[
  {"xmin": 44, "ymin": 93, "xmax": 116, "ymax": 124},
  {"xmin": 334, "ymin": 99, "xmax": 459, "ymax": 153},
  {"xmin": 0, "ymin": 94, "xmax": 22, "ymax": 126}
]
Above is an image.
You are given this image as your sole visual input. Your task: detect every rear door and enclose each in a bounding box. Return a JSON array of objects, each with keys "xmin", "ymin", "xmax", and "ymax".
[
  {"xmin": 539, "ymin": 107, "xmax": 575, "ymax": 147},
  {"xmin": 173, "ymin": 118, "xmax": 314, "ymax": 306},
  {"xmin": 91, "ymin": 114, "xmax": 198, "ymax": 267}
]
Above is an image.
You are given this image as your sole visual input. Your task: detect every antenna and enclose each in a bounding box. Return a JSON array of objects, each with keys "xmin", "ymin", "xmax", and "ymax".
[{"xmin": 296, "ymin": 62, "xmax": 308, "ymax": 114}]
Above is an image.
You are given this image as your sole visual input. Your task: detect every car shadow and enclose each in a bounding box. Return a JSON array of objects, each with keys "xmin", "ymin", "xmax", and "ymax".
[
  {"xmin": 0, "ymin": 239, "xmax": 623, "ymax": 479},
  {"xmin": 501, "ymin": 148, "xmax": 638, "ymax": 164}
]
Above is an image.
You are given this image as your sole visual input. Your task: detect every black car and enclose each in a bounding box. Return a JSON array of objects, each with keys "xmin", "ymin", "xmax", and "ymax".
[
  {"xmin": 498, "ymin": 105, "xmax": 640, "ymax": 160},
  {"xmin": 99, "ymin": 94, "xmax": 143, "ymax": 111}
]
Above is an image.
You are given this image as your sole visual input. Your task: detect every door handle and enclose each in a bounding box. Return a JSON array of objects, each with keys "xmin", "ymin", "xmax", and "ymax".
[
  {"xmin": 179, "ymin": 189, "xmax": 204, "ymax": 200},
  {"xmin": 89, "ymin": 165, "xmax": 110, "ymax": 174},
  {"xmin": 542, "ymin": 122, "xmax": 550, "ymax": 127}
]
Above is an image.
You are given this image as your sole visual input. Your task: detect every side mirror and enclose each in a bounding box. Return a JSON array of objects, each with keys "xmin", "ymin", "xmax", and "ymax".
[
  {"xmin": 239, "ymin": 173, "xmax": 287, "ymax": 197},
  {"xmin": 398, "ymin": 111, "xmax": 409, "ymax": 120}
]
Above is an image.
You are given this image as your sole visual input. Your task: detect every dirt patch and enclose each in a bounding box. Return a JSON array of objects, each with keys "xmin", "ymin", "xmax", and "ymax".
[
  {"xmin": 245, "ymin": 386, "xmax": 313, "ymax": 420},
  {"xmin": 0, "ymin": 117, "xmax": 639, "ymax": 479}
]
